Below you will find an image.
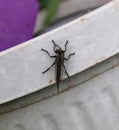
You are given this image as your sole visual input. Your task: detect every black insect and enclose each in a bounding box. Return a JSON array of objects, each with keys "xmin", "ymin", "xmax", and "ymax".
[{"xmin": 41, "ymin": 40, "xmax": 75, "ymax": 94}]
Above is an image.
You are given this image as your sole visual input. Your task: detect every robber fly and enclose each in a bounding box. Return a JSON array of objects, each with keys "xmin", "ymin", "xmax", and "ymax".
[{"xmin": 41, "ymin": 40, "xmax": 75, "ymax": 94}]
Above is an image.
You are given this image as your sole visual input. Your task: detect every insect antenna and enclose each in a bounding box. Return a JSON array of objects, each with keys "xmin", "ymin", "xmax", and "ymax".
[
  {"xmin": 64, "ymin": 40, "xmax": 69, "ymax": 52},
  {"xmin": 52, "ymin": 40, "xmax": 61, "ymax": 47}
]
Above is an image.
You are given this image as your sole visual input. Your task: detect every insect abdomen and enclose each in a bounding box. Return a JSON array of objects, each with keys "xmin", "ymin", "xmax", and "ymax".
[{"xmin": 56, "ymin": 54, "xmax": 63, "ymax": 93}]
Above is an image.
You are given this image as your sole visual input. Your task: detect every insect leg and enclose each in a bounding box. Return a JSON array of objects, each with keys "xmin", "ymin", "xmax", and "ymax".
[
  {"xmin": 42, "ymin": 60, "xmax": 56, "ymax": 74},
  {"xmin": 63, "ymin": 64, "xmax": 69, "ymax": 78},
  {"xmin": 41, "ymin": 48, "xmax": 56, "ymax": 58},
  {"xmin": 64, "ymin": 53, "xmax": 75, "ymax": 60}
]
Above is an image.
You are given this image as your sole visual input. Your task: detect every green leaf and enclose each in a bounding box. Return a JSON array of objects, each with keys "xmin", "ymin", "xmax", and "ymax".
[
  {"xmin": 44, "ymin": 0, "xmax": 60, "ymax": 26},
  {"xmin": 38, "ymin": 0, "xmax": 48, "ymax": 9}
]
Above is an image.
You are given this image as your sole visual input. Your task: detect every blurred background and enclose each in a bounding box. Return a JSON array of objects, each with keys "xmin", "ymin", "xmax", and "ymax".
[
  {"xmin": 35, "ymin": 0, "xmax": 111, "ymax": 36},
  {"xmin": 0, "ymin": 0, "xmax": 111, "ymax": 51}
]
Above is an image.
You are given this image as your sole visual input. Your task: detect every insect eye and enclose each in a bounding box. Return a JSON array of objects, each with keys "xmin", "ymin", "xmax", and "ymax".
[
  {"xmin": 55, "ymin": 46, "xmax": 60, "ymax": 50},
  {"xmin": 55, "ymin": 49, "xmax": 58, "ymax": 53}
]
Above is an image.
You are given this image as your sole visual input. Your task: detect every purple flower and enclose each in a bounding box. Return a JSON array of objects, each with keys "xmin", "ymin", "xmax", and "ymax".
[{"xmin": 0, "ymin": 0, "xmax": 39, "ymax": 51}]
